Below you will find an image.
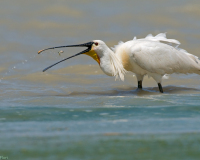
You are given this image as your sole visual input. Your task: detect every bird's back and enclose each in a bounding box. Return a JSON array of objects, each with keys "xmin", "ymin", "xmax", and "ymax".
[{"xmin": 114, "ymin": 33, "xmax": 200, "ymax": 75}]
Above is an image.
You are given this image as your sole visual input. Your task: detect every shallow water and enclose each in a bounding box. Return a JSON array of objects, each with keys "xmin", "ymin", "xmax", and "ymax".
[{"xmin": 1, "ymin": 0, "xmax": 200, "ymax": 160}]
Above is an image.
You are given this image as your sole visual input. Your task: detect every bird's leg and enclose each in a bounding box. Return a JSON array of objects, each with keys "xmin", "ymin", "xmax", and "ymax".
[
  {"xmin": 150, "ymin": 73, "xmax": 164, "ymax": 93},
  {"xmin": 158, "ymin": 83, "xmax": 163, "ymax": 93},
  {"xmin": 138, "ymin": 80, "xmax": 142, "ymax": 89},
  {"xmin": 135, "ymin": 74, "xmax": 144, "ymax": 89}
]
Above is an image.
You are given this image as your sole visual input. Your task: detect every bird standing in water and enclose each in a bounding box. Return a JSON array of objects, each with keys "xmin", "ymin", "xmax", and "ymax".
[{"xmin": 38, "ymin": 33, "xmax": 200, "ymax": 93}]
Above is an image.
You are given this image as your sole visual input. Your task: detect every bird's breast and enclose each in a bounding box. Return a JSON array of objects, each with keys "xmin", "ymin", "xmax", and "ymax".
[
  {"xmin": 118, "ymin": 48, "xmax": 147, "ymax": 75},
  {"xmin": 120, "ymin": 50, "xmax": 132, "ymax": 71}
]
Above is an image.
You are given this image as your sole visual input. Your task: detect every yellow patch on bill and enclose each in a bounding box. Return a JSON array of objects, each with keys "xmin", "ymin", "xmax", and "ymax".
[{"xmin": 84, "ymin": 49, "xmax": 100, "ymax": 65}]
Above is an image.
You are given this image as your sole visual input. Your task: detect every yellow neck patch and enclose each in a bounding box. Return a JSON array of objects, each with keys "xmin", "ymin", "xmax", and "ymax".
[{"xmin": 84, "ymin": 50, "xmax": 100, "ymax": 65}]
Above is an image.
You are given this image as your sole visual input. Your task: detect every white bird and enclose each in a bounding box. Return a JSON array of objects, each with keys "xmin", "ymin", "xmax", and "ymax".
[{"xmin": 38, "ymin": 33, "xmax": 200, "ymax": 93}]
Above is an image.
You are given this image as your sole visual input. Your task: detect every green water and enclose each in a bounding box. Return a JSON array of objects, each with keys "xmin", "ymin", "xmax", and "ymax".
[
  {"xmin": 1, "ymin": 134, "xmax": 200, "ymax": 160},
  {"xmin": 1, "ymin": 95, "xmax": 200, "ymax": 159}
]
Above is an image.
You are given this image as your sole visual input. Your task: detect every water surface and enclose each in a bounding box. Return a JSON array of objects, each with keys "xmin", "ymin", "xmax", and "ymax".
[{"xmin": 1, "ymin": 0, "xmax": 200, "ymax": 159}]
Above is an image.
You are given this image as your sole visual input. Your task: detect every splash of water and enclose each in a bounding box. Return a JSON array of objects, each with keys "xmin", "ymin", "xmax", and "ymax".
[
  {"xmin": 0, "ymin": 50, "xmax": 64, "ymax": 83},
  {"xmin": 0, "ymin": 55, "xmax": 37, "ymax": 83}
]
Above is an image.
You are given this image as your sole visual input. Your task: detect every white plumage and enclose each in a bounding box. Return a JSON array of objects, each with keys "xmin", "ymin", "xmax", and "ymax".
[
  {"xmin": 39, "ymin": 33, "xmax": 200, "ymax": 93},
  {"xmin": 93, "ymin": 33, "xmax": 200, "ymax": 92}
]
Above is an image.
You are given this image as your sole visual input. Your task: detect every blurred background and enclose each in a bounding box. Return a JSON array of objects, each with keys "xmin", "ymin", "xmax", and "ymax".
[{"xmin": 0, "ymin": 0, "xmax": 200, "ymax": 160}]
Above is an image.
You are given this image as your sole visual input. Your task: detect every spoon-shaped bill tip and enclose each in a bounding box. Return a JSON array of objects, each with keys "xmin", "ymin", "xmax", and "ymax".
[{"xmin": 38, "ymin": 49, "xmax": 44, "ymax": 54}]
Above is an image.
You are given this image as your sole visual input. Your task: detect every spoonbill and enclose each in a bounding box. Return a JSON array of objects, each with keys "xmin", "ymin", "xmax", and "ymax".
[{"xmin": 38, "ymin": 33, "xmax": 200, "ymax": 93}]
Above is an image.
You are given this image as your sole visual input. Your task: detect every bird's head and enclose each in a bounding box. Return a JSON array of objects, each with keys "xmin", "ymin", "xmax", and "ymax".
[{"xmin": 38, "ymin": 40, "xmax": 106, "ymax": 72}]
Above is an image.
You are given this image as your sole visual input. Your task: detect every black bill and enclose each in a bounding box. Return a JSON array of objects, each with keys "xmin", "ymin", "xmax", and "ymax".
[{"xmin": 38, "ymin": 42, "xmax": 94, "ymax": 72}]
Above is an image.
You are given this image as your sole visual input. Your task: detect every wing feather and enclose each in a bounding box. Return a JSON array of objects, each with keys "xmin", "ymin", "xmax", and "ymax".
[{"xmin": 130, "ymin": 41, "xmax": 199, "ymax": 75}]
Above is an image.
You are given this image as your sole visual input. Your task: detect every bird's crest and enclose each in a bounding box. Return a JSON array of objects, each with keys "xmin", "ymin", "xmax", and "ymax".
[{"xmin": 109, "ymin": 51, "xmax": 127, "ymax": 81}]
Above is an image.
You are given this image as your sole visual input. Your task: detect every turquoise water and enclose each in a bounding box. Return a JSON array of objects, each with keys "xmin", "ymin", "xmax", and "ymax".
[
  {"xmin": 1, "ymin": 0, "xmax": 200, "ymax": 159},
  {"xmin": 1, "ymin": 93, "xmax": 200, "ymax": 159}
]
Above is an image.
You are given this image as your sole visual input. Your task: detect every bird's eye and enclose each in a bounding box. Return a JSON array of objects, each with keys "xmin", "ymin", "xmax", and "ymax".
[{"xmin": 94, "ymin": 42, "xmax": 98, "ymax": 46}]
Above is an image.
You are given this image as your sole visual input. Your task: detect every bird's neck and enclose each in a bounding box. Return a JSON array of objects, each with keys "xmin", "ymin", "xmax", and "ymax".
[{"xmin": 98, "ymin": 48, "xmax": 126, "ymax": 81}]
